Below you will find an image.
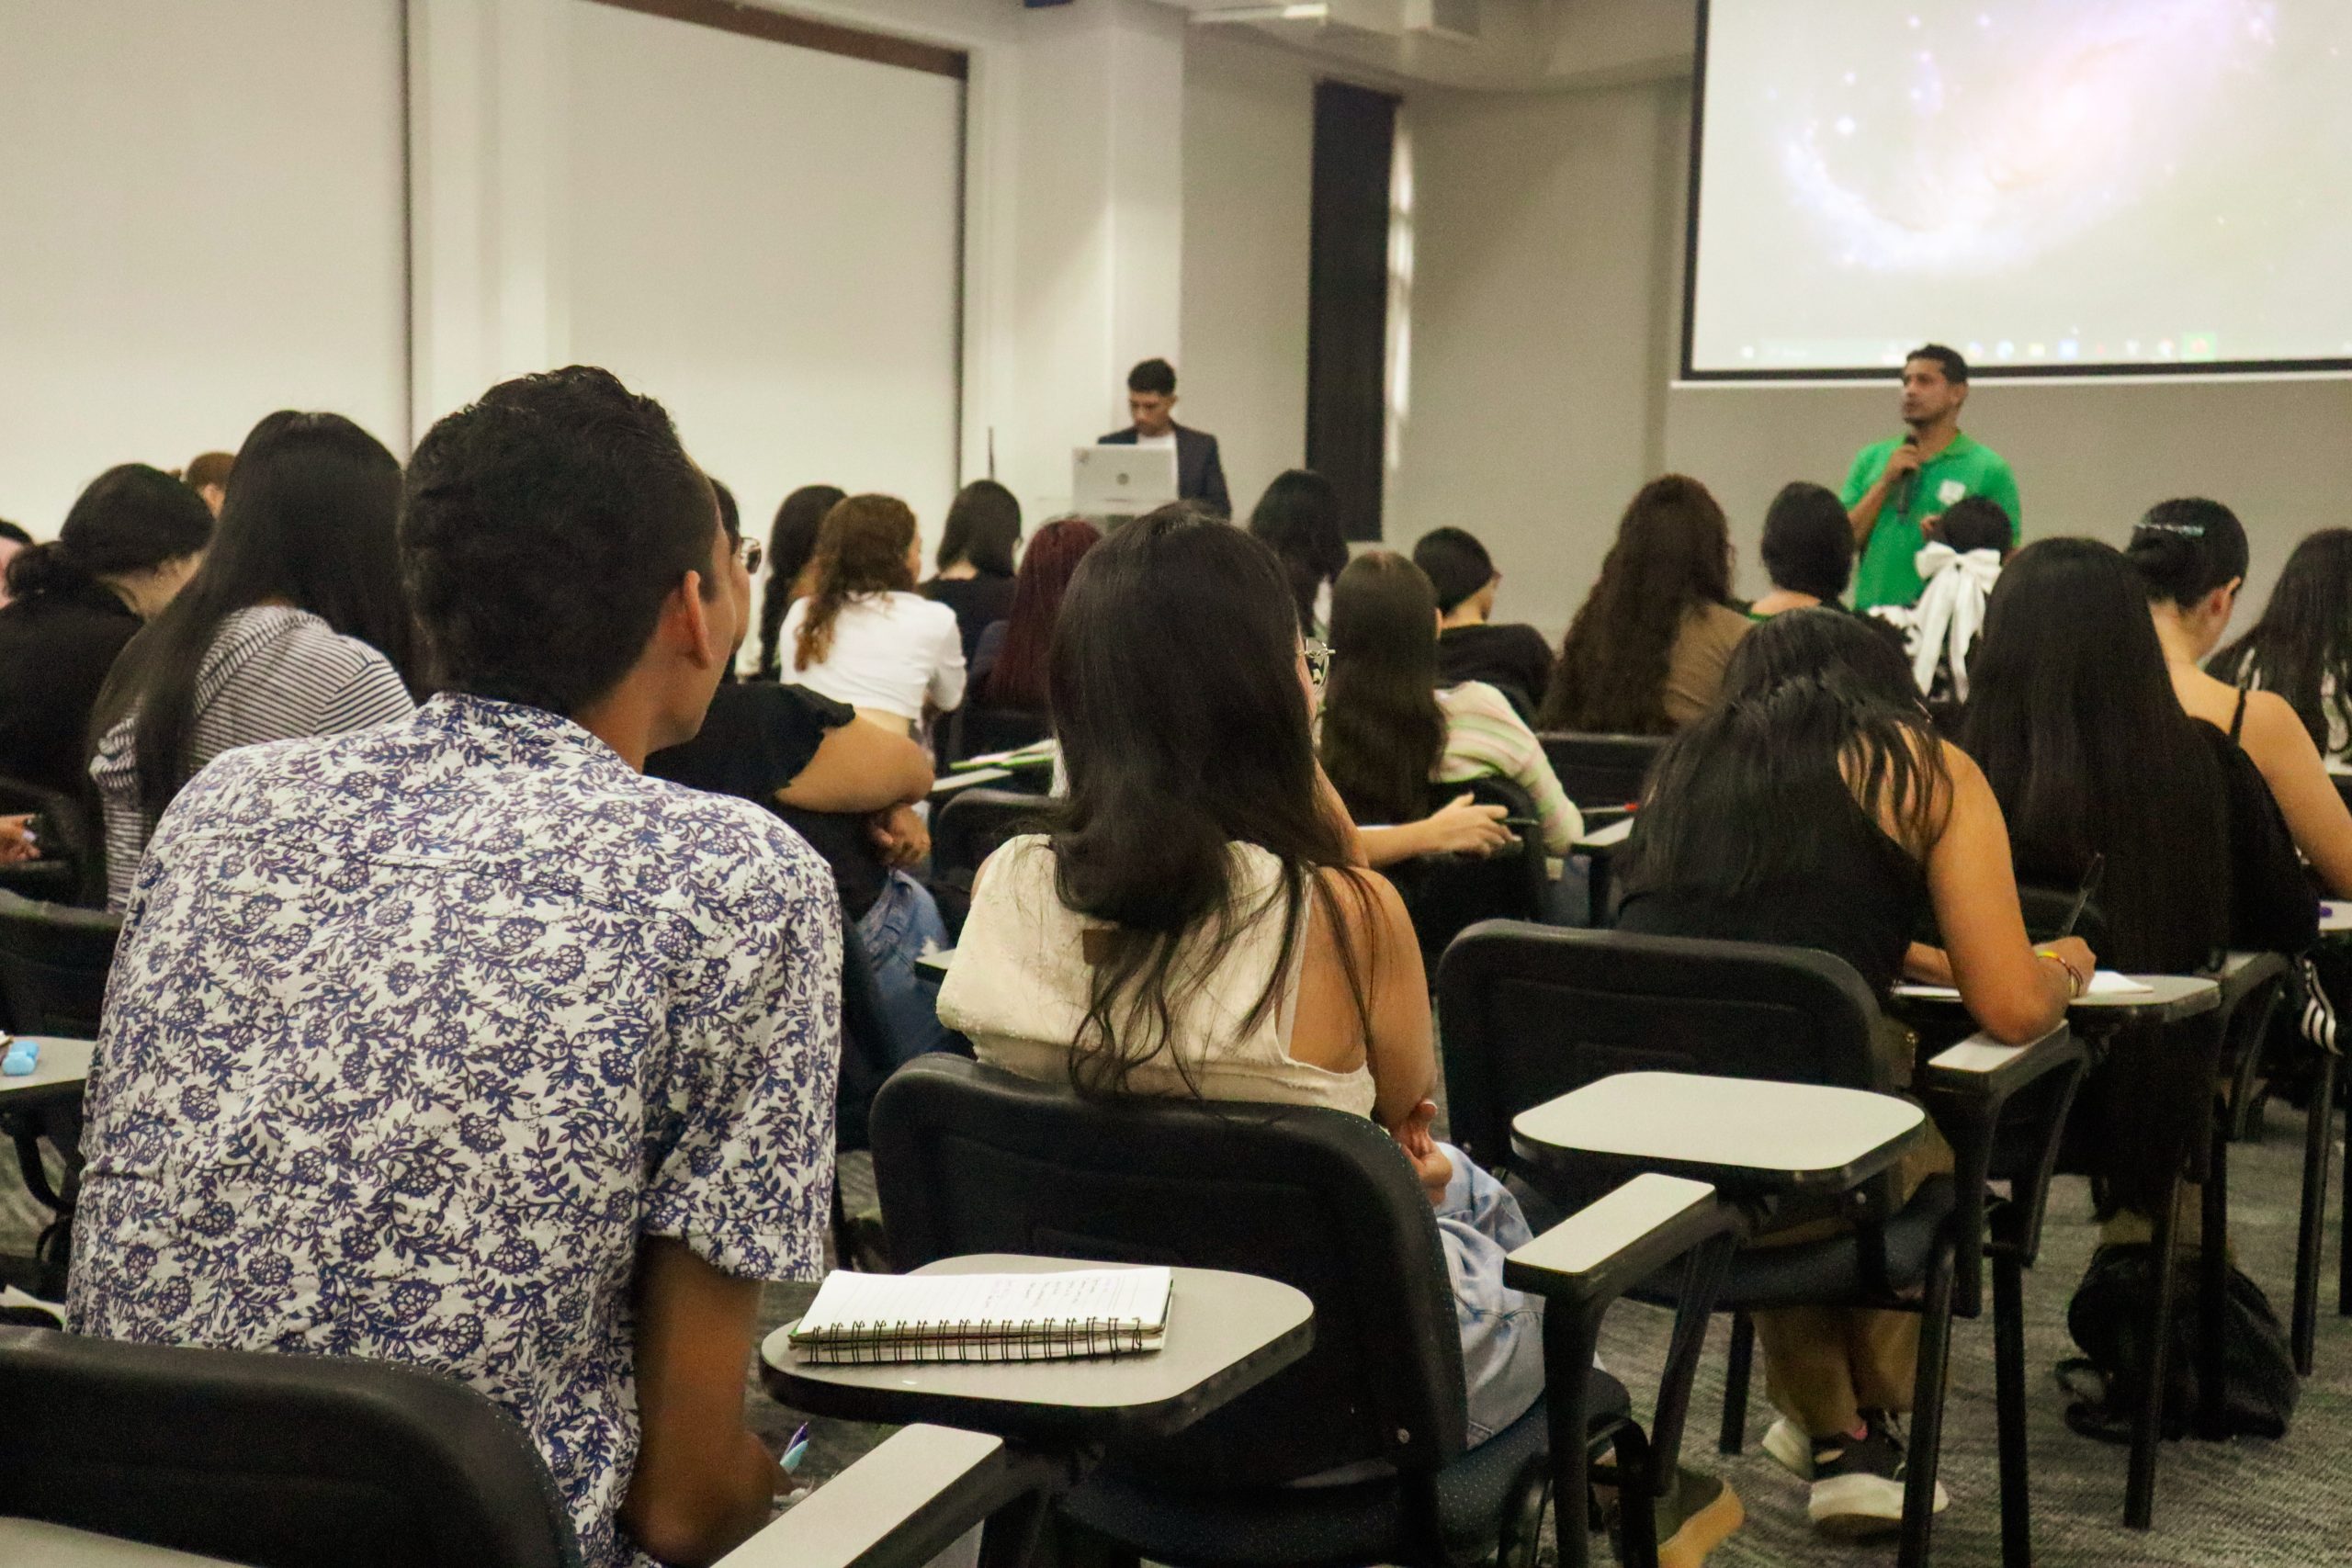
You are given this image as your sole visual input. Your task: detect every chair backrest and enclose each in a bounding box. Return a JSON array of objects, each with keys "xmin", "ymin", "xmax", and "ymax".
[
  {"xmin": 0, "ymin": 889, "xmax": 121, "ymax": 1037},
  {"xmin": 869, "ymin": 1055, "xmax": 1471, "ymax": 1487},
  {"xmin": 0, "ymin": 1325, "xmax": 581, "ymax": 1568},
  {"xmin": 2014, "ymin": 885, "xmax": 2111, "ymax": 954},
  {"xmin": 953, "ymin": 705, "xmax": 1052, "ymax": 764},
  {"xmin": 1391, "ymin": 776, "xmax": 1547, "ymax": 973},
  {"xmin": 931, "ymin": 788, "xmax": 1051, "ymax": 893},
  {"xmin": 1536, "ymin": 731, "xmax": 1669, "ymax": 812},
  {"xmin": 1434, "ymin": 921, "xmax": 1886, "ymax": 1176}
]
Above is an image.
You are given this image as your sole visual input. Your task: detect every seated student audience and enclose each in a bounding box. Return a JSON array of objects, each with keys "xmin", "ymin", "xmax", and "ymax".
[
  {"xmin": 0, "ymin": 468, "xmax": 210, "ymax": 799},
  {"xmin": 89, "ymin": 414, "xmax": 418, "ymax": 908},
  {"xmin": 2209, "ymin": 526, "xmax": 2352, "ymax": 762},
  {"xmin": 69, "ymin": 367, "xmax": 841, "ymax": 1568},
  {"xmin": 779, "ymin": 494, "xmax": 965, "ymax": 735},
  {"xmin": 2130, "ymin": 499, "xmax": 2352, "ymax": 897},
  {"xmin": 181, "ymin": 450, "xmax": 234, "ymax": 517},
  {"xmin": 1319, "ymin": 551, "xmax": 1582, "ymax": 858},
  {"xmin": 919, "ymin": 479, "xmax": 1022, "ymax": 664},
  {"xmin": 1617, "ymin": 608, "xmax": 2083, "ymax": 1536},
  {"xmin": 1250, "ymin": 468, "xmax": 1351, "ymax": 636},
  {"xmin": 753, "ymin": 482, "xmax": 845, "ymax": 680},
  {"xmin": 0, "ymin": 518, "xmax": 30, "ymax": 606},
  {"xmin": 1960, "ymin": 537, "xmax": 2315, "ymax": 1249},
  {"xmin": 932, "ymin": 506, "xmax": 1742, "ymax": 1566},
  {"xmin": 650, "ymin": 488, "xmax": 947, "ymax": 1061},
  {"xmin": 1412, "ymin": 525, "xmax": 1555, "ymax": 721},
  {"xmin": 1868, "ymin": 495, "xmax": 2010, "ymax": 705},
  {"xmin": 1749, "ymin": 481, "xmax": 1856, "ymax": 620},
  {"xmin": 973, "ymin": 516, "xmax": 1101, "ymax": 709},
  {"xmin": 1541, "ymin": 475, "xmax": 1750, "ymax": 735}
]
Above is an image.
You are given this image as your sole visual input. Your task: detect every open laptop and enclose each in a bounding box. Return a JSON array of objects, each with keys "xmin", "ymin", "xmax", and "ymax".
[{"xmin": 1071, "ymin": 444, "xmax": 1178, "ymax": 519}]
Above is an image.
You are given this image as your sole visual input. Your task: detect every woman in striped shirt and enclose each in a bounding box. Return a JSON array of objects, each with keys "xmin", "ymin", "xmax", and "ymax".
[
  {"xmin": 1319, "ymin": 550, "xmax": 1581, "ymax": 859},
  {"xmin": 89, "ymin": 412, "xmax": 420, "ymax": 908}
]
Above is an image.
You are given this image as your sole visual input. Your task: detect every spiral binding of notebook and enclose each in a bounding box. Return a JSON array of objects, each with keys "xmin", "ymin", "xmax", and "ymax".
[{"xmin": 786, "ymin": 1267, "xmax": 1173, "ymax": 1366}]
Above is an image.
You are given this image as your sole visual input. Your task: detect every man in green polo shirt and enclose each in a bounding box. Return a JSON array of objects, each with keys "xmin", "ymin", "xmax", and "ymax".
[{"xmin": 1841, "ymin": 344, "xmax": 2020, "ymax": 609}]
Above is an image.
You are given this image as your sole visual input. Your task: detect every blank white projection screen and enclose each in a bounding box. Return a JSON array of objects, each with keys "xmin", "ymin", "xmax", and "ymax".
[{"xmin": 1684, "ymin": 1, "xmax": 2352, "ymax": 378}]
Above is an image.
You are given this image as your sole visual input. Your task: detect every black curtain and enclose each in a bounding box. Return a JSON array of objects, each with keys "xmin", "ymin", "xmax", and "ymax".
[{"xmin": 1306, "ymin": 81, "xmax": 1398, "ymax": 544}]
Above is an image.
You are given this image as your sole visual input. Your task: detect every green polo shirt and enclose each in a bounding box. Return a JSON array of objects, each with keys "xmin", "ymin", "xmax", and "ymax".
[{"xmin": 1840, "ymin": 432, "xmax": 2021, "ymax": 609}]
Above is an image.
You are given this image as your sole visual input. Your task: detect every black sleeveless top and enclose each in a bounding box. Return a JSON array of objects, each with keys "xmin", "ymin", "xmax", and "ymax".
[{"xmin": 1615, "ymin": 799, "xmax": 1928, "ymax": 998}]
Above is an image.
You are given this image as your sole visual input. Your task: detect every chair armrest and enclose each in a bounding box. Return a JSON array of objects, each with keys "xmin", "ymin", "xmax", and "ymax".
[
  {"xmin": 2215, "ymin": 950, "xmax": 2288, "ymax": 1008},
  {"xmin": 1503, "ymin": 1173, "xmax": 1733, "ymax": 1312},
  {"xmin": 1919, "ymin": 1024, "xmax": 2083, "ymax": 1104},
  {"xmin": 716, "ymin": 1425, "xmax": 1039, "ymax": 1568}
]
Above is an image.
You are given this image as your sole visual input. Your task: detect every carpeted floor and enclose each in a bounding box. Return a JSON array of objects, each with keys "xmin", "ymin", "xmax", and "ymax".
[{"xmin": 14, "ymin": 1100, "xmax": 2349, "ymax": 1566}]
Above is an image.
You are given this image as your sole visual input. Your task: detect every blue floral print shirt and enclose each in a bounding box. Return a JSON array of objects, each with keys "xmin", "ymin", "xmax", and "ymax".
[{"xmin": 68, "ymin": 694, "xmax": 842, "ymax": 1568}]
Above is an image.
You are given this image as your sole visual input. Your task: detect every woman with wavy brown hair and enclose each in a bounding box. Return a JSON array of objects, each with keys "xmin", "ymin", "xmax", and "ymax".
[
  {"xmin": 777, "ymin": 493, "xmax": 965, "ymax": 735},
  {"xmin": 1539, "ymin": 475, "xmax": 1749, "ymax": 735}
]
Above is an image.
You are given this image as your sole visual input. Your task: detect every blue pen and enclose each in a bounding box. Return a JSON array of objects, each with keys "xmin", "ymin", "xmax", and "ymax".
[{"xmin": 781, "ymin": 1423, "xmax": 810, "ymax": 1473}]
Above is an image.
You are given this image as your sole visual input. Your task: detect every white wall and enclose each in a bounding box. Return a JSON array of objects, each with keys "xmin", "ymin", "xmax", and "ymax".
[
  {"xmin": 0, "ymin": 0, "xmax": 409, "ymax": 535},
  {"xmin": 1393, "ymin": 73, "xmax": 2352, "ymax": 639},
  {"xmin": 564, "ymin": 0, "xmax": 963, "ymax": 540},
  {"xmin": 1180, "ymin": 29, "xmax": 1316, "ymax": 522}
]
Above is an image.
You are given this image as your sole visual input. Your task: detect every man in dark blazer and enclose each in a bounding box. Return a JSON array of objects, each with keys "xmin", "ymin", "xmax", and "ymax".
[{"xmin": 1098, "ymin": 357, "xmax": 1230, "ymax": 516}]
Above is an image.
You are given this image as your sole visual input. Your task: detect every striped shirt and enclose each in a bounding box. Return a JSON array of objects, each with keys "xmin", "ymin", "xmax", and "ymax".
[
  {"xmin": 91, "ymin": 605, "xmax": 415, "ymax": 908},
  {"xmin": 1434, "ymin": 681, "xmax": 1583, "ymax": 854}
]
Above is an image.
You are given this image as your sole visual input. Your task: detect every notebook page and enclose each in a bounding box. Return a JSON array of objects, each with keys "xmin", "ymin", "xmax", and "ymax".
[
  {"xmin": 1892, "ymin": 969, "xmax": 2154, "ymax": 1003},
  {"xmin": 794, "ymin": 1268, "xmax": 1172, "ymax": 1339}
]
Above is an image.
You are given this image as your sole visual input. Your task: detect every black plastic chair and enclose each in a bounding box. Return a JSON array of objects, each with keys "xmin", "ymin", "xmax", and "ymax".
[
  {"xmin": 0, "ymin": 888, "xmax": 120, "ymax": 1296},
  {"xmin": 1388, "ymin": 777, "xmax": 1549, "ymax": 973},
  {"xmin": 0, "ymin": 1324, "xmax": 580, "ymax": 1567},
  {"xmin": 932, "ymin": 787, "xmax": 1050, "ymax": 899},
  {"xmin": 952, "ymin": 705, "xmax": 1053, "ymax": 764},
  {"xmin": 1535, "ymin": 735, "xmax": 1668, "ymax": 814},
  {"xmin": 1437, "ymin": 921, "xmax": 2084, "ymax": 1568},
  {"xmin": 868, "ymin": 1055, "xmax": 1689, "ymax": 1568}
]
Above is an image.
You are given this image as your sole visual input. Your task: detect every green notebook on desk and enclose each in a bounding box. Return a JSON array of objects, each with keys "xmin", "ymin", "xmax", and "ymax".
[{"xmin": 787, "ymin": 1267, "xmax": 1172, "ymax": 1366}]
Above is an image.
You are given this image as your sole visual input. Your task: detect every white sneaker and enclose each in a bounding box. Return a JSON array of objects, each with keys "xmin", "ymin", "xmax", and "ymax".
[
  {"xmin": 1761, "ymin": 1417, "xmax": 1813, "ymax": 1479},
  {"xmin": 1805, "ymin": 1415, "xmax": 1949, "ymax": 1539}
]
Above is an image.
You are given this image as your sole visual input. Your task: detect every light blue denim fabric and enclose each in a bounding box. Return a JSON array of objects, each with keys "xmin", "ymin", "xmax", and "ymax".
[
  {"xmin": 855, "ymin": 869, "xmax": 953, "ymax": 1064},
  {"xmin": 1436, "ymin": 1142, "xmax": 1549, "ymax": 1444}
]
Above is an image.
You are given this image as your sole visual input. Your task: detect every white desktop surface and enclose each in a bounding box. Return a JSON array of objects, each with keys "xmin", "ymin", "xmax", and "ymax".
[{"xmin": 0, "ymin": 1036, "xmax": 95, "ymax": 1100}]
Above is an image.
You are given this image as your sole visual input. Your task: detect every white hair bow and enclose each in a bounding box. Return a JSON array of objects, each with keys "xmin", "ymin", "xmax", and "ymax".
[{"xmin": 1908, "ymin": 541, "xmax": 2003, "ymax": 700}]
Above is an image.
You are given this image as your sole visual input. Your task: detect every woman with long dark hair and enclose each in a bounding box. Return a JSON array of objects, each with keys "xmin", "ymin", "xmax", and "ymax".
[
  {"xmin": 1541, "ymin": 476, "xmax": 1749, "ymax": 734},
  {"xmin": 1248, "ymin": 468, "xmax": 1350, "ymax": 635},
  {"xmin": 753, "ymin": 483, "xmax": 845, "ymax": 680},
  {"xmin": 1319, "ymin": 551, "xmax": 1579, "ymax": 856},
  {"xmin": 2131, "ymin": 499, "xmax": 2352, "ymax": 896},
  {"xmin": 1960, "ymin": 538, "xmax": 2312, "ymax": 1242},
  {"xmin": 89, "ymin": 413, "xmax": 418, "ymax": 908},
  {"xmin": 1619, "ymin": 607, "xmax": 2080, "ymax": 1536},
  {"xmin": 779, "ymin": 494, "xmax": 964, "ymax": 734},
  {"xmin": 0, "ymin": 467, "xmax": 212, "ymax": 798},
  {"xmin": 974, "ymin": 517, "xmax": 1100, "ymax": 711},
  {"xmin": 2209, "ymin": 527, "xmax": 2352, "ymax": 760},
  {"xmin": 920, "ymin": 479, "xmax": 1022, "ymax": 663},
  {"xmin": 932, "ymin": 508, "xmax": 1751, "ymax": 1558}
]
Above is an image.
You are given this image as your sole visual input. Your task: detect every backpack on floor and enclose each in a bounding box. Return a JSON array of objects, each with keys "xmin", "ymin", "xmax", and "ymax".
[{"xmin": 2058, "ymin": 1243, "xmax": 2298, "ymax": 1442}]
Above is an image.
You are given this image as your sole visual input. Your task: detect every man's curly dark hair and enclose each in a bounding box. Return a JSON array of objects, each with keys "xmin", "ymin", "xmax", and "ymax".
[{"xmin": 401, "ymin": 366, "xmax": 718, "ymax": 716}]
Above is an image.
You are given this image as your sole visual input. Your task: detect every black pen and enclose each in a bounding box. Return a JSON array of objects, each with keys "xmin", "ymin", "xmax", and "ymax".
[{"xmin": 2058, "ymin": 853, "xmax": 2104, "ymax": 939}]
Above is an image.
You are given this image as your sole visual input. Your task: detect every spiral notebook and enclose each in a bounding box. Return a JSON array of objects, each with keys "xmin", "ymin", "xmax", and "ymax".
[{"xmin": 787, "ymin": 1267, "xmax": 1174, "ymax": 1366}]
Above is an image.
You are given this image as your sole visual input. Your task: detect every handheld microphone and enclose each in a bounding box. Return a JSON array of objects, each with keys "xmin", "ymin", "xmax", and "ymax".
[{"xmin": 1893, "ymin": 433, "xmax": 1920, "ymax": 516}]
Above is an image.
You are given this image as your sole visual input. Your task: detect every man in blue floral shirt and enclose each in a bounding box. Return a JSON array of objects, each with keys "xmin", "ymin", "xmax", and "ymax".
[{"xmin": 69, "ymin": 367, "xmax": 840, "ymax": 1568}]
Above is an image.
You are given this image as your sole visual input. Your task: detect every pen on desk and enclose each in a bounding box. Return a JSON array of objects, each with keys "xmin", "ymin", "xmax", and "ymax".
[
  {"xmin": 782, "ymin": 1423, "xmax": 811, "ymax": 1473},
  {"xmin": 2057, "ymin": 852, "xmax": 2104, "ymax": 940}
]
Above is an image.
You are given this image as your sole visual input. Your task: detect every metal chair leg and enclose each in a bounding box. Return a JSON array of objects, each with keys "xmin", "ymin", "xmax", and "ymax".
[
  {"xmin": 1992, "ymin": 1251, "xmax": 2031, "ymax": 1568},
  {"xmin": 2196, "ymin": 1124, "xmax": 2230, "ymax": 1438},
  {"xmin": 1545, "ymin": 1308, "xmax": 1608, "ymax": 1568},
  {"xmin": 1717, "ymin": 1310, "xmax": 1753, "ymax": 1455},
  {"xmin": 1896, "ymin": 1245, "xmax": 1957, "ymax": 1568},
  {"xmin": 2125, "ymin": 1173, "xmax": 2183, "ymax": 1530},
  {"xmin": 2294, "ymin": 1054, "xmax": 2335, "ymax": 1371}
]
